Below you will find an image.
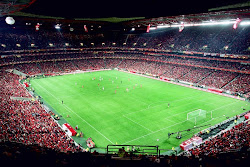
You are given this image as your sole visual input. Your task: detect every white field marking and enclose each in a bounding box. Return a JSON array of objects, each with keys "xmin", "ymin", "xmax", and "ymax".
[
  {"xmin": 147, "ymin": 101, "xmax": 170, "ymax": 109},
  {"xmin": 72, "ymin": 71, "xmax": 142, "ymax": 101},
  {"xmin": 122, "ymin": 107, "xmax": 200, "ymax": 136},
  {"xmin": 120, "ymin": 96, "xmax": 207, "ymax": 130},
  {"xmin": 71, "ymin": 71, "xmax": 205, "ymax": 117},
  {"xmin": 123, "ymin": 114, "xmax": 153, "ymax": 133},
  {"xmin": 197, "ymin": 115, "xmax": 225, "ymax": 125},
  {"xmin": 121, "ymin": 100, "xmax": 241, "ymax": 145},
  {"xmin": 167, "ymin": 107, "xmax": 200, "ymax": 118},
  {"xmin": 164, "ymin": 117, "xmax": 176, "ymax": 123},
  {"xmin": 62, "ymin": 72, "xmax": 189, "ymax": 128},
  {"xmin": 119, "ymin": 70, "xmax": 246, "ymax": 101},
  {"xmin": 204, "ymin": 100, "xmax": 239, "ymax": 113},
  {"xmin": 121, "ymin": 119, "xmax": 190, "ymax": 145},
  {"xmin": 34, "ymin": 72, "xmax": 242, "ymax": 146},
  {"xmin": 58, "ymin": 71, "xmax": 148, "ymax": 108},
  {"xmin": 124, "ymin": 94, "xmax": 201, "ymax": 117},
  {"xmin": 125, "ymin": 94, "xmax": 149, "ymax": 105},
  {"xmin": 124, "ymin": 96, "xmax": 204, "ymax": 120},
  {"xmin": 146, "ymin": 93, "xmax": 217, "ymax": 109},
  {"xmin": 151, "ymin": 94, "xmax": 238, "ymax": 120},
  {"xmin": 34, "ymin": 81, "xmax": 115, "ymax": 144},
  {"xmin": 89, "ymin": 80, "xmax": 201, "ymax": 115}
]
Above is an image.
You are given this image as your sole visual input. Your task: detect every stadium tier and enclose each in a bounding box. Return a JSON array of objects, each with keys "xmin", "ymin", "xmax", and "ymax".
[
  {"xmin": 0, "ymin": 24, "xmax": 250, "ymax": 54},
  {"xmin": 1, "ymin": 52, "xmax": 249, "ymax": 96},
  {"xmin": 1, "ymin": 10, "xmax": 250, "ymax": 166}
]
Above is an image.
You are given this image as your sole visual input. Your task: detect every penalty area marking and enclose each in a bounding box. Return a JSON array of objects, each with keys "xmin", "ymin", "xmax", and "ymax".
[
  {"xmin": 121, "ymin": 99, "xmax": 241, "ymax": 145},
  {"xmin": 121, "ymin": 119, "xmax": 190, "ymax": 145},
  {"xmin": 123, "ymin": 114, "xmax": 153, "ymax": 133}
]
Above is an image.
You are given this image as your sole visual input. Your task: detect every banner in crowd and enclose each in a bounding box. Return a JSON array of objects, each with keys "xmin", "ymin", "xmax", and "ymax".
[{"xmin": 62, "ymin": 123, "xmax": 77, "ymax": 136}]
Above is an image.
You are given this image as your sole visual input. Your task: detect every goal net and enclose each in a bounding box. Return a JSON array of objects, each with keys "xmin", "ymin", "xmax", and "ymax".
[{"xmin": 187, "ymin": 109, "xmax": 211, "ymax": 125}]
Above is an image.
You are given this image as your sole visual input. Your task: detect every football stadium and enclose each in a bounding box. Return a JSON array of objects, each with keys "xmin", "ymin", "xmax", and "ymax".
[{"xmin": 1, "ymin": 0, "xmax": 250, "ymax": 166}]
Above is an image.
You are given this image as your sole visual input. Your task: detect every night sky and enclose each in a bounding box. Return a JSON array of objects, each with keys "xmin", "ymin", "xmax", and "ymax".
[{"xmin": 22, "ymin": 0, "xmax": 249, "ymax": 19}]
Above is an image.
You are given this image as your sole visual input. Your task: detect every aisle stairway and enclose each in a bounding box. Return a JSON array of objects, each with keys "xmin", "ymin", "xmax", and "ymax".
[{"xmin": 221, "ymin": 74, "xmax": 240, "ymax": 89}]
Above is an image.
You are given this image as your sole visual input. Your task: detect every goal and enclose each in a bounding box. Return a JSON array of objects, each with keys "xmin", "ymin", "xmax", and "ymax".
[{"xmin": 187, "ymin": 109, "xmax": 212, "ymax": 125}]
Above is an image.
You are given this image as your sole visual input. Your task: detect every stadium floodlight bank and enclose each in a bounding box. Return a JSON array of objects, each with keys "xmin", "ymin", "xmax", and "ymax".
[{"xmin": 187, "ymin": 109, "xmax": 212, "ymax": 125}]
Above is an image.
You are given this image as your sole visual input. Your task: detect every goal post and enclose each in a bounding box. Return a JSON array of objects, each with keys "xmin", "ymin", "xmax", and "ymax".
[{"xmin": 187, "ymin": 109, "xmax": 212, "ymax": 125}]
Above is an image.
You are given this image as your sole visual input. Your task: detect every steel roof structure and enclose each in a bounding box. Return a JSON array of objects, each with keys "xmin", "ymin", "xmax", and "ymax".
[
  {"xmin": 124, "ymin": 9, "xmax": 250, "ymax": 27},
  {"xmin": 0, "ymin": 0, "xmax": 36, "ymax": 16}
]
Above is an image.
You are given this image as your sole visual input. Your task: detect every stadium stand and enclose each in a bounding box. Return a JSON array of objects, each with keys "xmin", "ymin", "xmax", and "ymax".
[
  {"xmin": 0, "ymin": 71, "xmax": 83, "ymax": 153},
  {"xmin": 0, "ymin": 24, "xmax": 250, "ymax": 54},
  {"xmin": 189, "ymin": 121, "xmax": 250, "ymax": 156},
  {"xmin": 0, "ymin": 12, "xmax": 250, "ymax": 166},
  {"xmin": 0, "ymin": 52, "xmax": 249, "ymax": 95}
]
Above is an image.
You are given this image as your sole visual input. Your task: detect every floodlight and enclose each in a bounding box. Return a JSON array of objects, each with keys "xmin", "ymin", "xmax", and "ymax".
[
  {"xmin": 55, "ymin": 24, "xmax": 61, "ymax": 29},
  {"xmin": 240, "ymin": 21, "xmax": 250, "ymax": 26},
  {"xmin": 157, "ymin": 25, "xmax": 170, "ymax": 28},
  {"xmin": 5, "ymin": 16, "xmax": 15, "ymax": 25},
  {"xmin": 171, "ymin": 24, "xmax": 180, "ymax": 27},
  {"xmin": 149, "ymin": 27, "xmax": 157, "ymax": 30}
]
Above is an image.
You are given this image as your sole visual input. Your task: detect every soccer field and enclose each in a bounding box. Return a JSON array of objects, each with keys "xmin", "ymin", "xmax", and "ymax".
[{"xmin": 30, "ymin": 70, "xmax": 249, "ymax": 151}]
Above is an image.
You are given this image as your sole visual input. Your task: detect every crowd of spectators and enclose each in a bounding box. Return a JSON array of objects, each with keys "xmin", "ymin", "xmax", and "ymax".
[
  {"xmin": 129, "ymin": 25, "xmax": 250, "ymax": 55},
  {"xmin": 1, "ymin": 137, "xmax": 249, "ymax": 167},
  {"xmin": 0, "ymin": 71, "xmax": 31, "ymax": 98},
  {"xmin": 224, "ymin": 74, "xmax": 250, "ymax": 94},
  {"xmin": 0, "ymin": 52, "xmax": 248, "ymax": 95},
  {"xmin": 189, "ymin": 121, "xmax": 250, "ymax": 156},
  {"xmin": 178, "ymin": 68, "xmax": 212, "ymax": 84},
  {"xmin": 15, "ymin": 63, "xmax": 42, "ymax": 75},
  {"xmin": 199, "ymin": 71, "xmax": 238, "ymax": 89},
  {"xmin": 0, "ymin": 30, "xmax": 96, "ymax": 50},
  {"xmin": 0, "ymin": 25, "xmax": 249, "ymax": 55},
  {"xmin": 0, "ymin": 70, "xmax": 83, "ymax": 153}
]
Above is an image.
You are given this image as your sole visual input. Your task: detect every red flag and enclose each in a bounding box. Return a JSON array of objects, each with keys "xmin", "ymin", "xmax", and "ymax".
[
  {"xmin": 24, "ymin": 82, "xmax": 29, "ymax": 87},
  {"xmin": 84, "ymin": 25, "xmax": 88, "ymax": 32},
  {"xmin": 35, "ymin": 24, "xmax": 40, "ymax": 31},
  {"xmin": 179, "ymin": 23, "xmax": 184, "ymax": 32},
  {"xmin": 233, "ymin": 18, "xmax": 241, "ymax": 30},
  {"xmin": 146, "ymin": 24, "xmax": 150, "ymax": 33}
]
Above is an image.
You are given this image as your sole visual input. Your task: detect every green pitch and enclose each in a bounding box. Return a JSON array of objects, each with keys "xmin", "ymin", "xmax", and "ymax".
[{"xmin": 30, "ymin": 70, "xmax": 249, "ymax": 151}]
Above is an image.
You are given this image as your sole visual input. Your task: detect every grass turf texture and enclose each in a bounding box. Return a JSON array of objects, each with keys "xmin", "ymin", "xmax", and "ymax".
[{"xmin": 30, "ymin": 70, "xmax": 250, "ymax": 150}]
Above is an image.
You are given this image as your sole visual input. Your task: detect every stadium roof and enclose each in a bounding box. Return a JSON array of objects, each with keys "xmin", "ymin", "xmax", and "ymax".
[
  {"xmin": 8, "ymin": 0, "xmax": 250, "ymax": 22},
  {"xmin": 0, "ymin": 0, "xmax": 36, "ymax": 16},
  {"xmin": 1, "ymin": 0, "xmax": 249, "ymax": 29},
  {"xmin": 124, "ymin": 9, "xmax": 250, "ymax": 27}
]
